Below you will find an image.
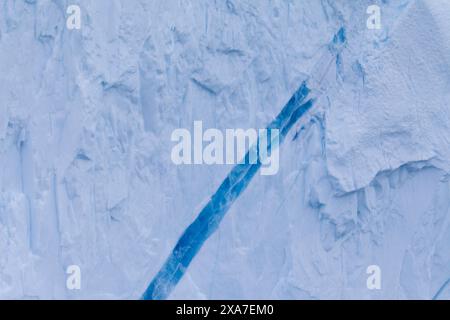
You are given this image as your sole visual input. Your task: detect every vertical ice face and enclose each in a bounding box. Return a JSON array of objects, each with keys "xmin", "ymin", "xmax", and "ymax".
[{"xmin": 0, "ymin": 0, "xmax": 450, "ymax": 300}]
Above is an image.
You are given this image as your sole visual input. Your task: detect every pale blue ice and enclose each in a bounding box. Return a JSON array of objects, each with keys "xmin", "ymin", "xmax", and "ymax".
[{"xmin": 1, "ymin": 0, "xmax": 450, "ymax": 300}]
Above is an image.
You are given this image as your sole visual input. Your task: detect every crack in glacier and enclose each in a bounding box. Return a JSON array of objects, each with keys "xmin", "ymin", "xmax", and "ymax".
[{"xmin": 433, "ymin": 277, "xmax": 450, "ymax": 300}]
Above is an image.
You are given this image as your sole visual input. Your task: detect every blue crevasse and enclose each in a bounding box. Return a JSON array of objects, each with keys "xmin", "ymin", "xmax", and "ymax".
[{"xmin": 142, "ymin": 84, "xmax": 313, "ymax": 300}]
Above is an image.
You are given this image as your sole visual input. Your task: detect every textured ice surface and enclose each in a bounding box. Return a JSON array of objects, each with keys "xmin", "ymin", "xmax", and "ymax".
[{"xmin": 1, "ymin": 0, "xmax": 450, "ymax": 299}]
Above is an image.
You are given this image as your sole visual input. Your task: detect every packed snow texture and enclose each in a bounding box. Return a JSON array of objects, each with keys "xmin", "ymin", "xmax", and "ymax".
[{"xmin": 1, "ymin": 0, "xmax": 450, "ymax": 299}]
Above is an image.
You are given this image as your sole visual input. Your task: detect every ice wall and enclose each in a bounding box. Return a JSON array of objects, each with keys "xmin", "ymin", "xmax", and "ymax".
[{"xmin": 1, "ymin": 0, "xmax": 450, "ymax": 299}]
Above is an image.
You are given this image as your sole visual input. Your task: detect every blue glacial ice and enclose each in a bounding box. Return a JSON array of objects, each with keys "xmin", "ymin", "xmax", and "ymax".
[
  {"xmin": 1, "ymin": 0, "xmax": 450, "ymax": 300},
  {"xmin": 143, "ymin": 27, "xmax": 346, "ymax": 300}
]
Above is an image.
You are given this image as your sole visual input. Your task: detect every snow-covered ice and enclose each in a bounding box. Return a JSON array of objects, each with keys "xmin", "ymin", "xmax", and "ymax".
[{"xmin": 1, "ymin": 0, "xmax": 450, "ymax": 299}]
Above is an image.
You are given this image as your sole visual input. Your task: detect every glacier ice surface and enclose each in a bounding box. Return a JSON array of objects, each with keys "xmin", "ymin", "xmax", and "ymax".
[{"xmin": 1, "ymin": 0, "xmax": 450, "ymax": 299}]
